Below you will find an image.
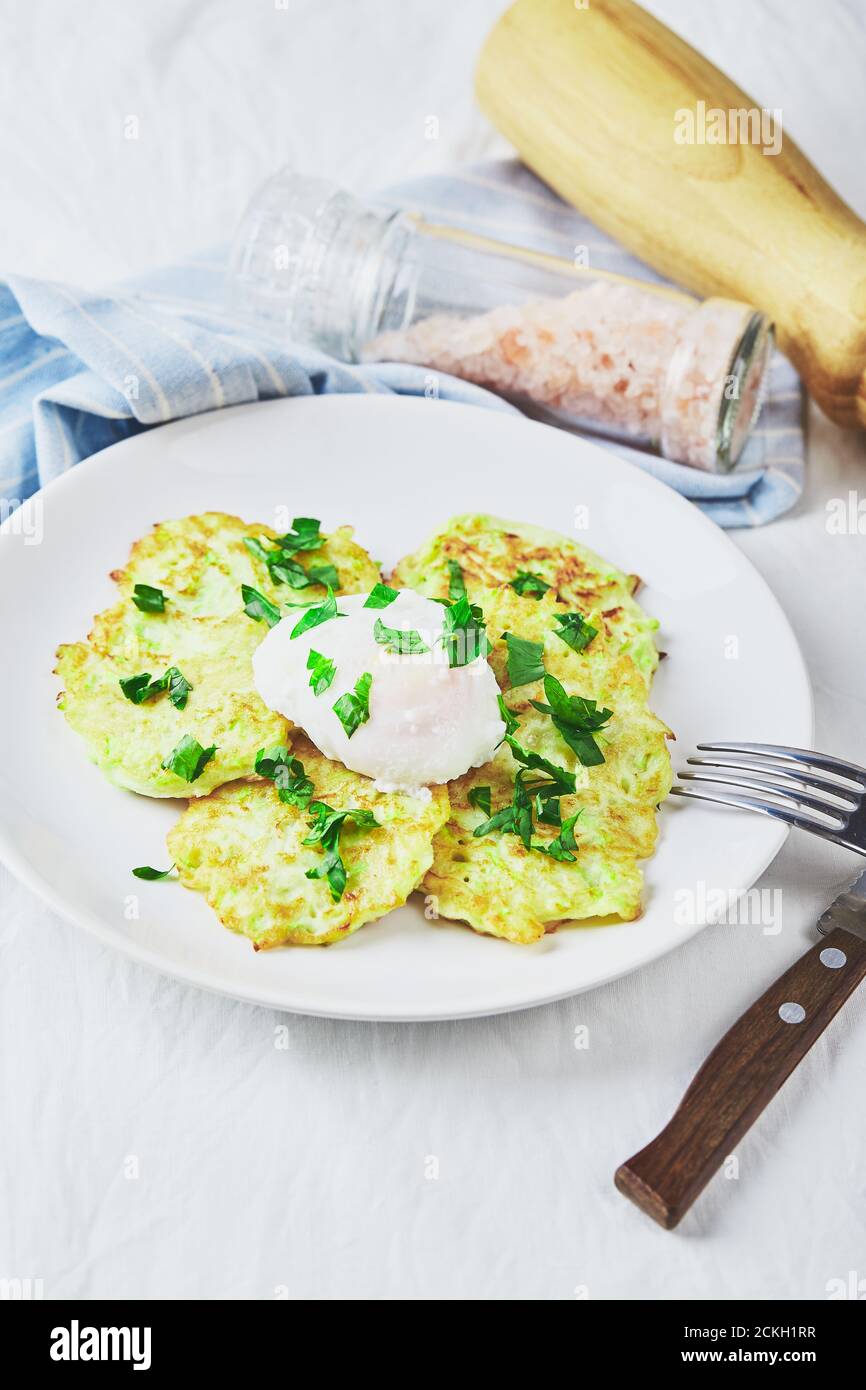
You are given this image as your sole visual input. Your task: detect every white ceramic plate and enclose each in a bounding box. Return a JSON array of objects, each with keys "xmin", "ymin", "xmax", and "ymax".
[{"xmin": 0, "ymin": 396, "xmax": 812, "ymax": 1019}]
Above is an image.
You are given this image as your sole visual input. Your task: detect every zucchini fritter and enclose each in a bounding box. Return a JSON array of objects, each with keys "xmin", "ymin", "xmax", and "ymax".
[
  {"xmin": 167, "ymin": 736, "xmax": 450, "ymax": 948},
  {"xmin": 422, "ymin": 586, "xmax": 672, "ymax": 943},
  {"xmin": 56, "ymin": 605, "xmax": 288, "ymax": 797},
  {"xmin": 56, "ymin": 512, "xmax": 381, "ymax": 797},
  {"xmin": 390, "ymin": 512, "xmax": 659, "ymax": 683},
  {"xmin": 113, "ymin": 511, "xmax": 380, "ymax": 617}
]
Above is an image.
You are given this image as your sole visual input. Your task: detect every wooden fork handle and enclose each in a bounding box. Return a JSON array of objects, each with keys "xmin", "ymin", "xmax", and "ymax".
[{"xmin": 615, "ymin": 926, "xmax": 866, "ymax": 1229}]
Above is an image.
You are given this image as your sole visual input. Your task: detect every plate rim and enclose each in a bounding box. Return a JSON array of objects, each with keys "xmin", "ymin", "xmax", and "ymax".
[{"xmin": 0, "ymin": 395, "xmax": 814, "ymax": 1020}]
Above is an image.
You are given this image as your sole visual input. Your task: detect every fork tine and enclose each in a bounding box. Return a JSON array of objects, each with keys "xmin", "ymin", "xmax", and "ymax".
[
  {"xmin": 669, "ymin": 784, "xmax": 843, "ymax": 838},
  {"xmin": 677, "ymin": 770, "xmax": 849, "ymax": 826},
  {"xmin": 696, "ymin": 742, "xmax": 866, "ymax": 788},
  {"xmin": 685, "ymin": 756, "xmax": 862, "ymax": 809}
]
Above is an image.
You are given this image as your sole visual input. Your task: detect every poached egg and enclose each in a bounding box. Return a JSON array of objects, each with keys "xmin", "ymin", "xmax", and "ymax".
[{"xmin": 252, "ymin": 589, "xmax": 505, "ymax": 793}]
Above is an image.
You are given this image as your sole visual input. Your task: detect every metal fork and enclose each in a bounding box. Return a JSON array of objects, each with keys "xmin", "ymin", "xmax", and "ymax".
[{"xmin": 670, "ymin": 742, "xmax": 866, "ymax": 856}]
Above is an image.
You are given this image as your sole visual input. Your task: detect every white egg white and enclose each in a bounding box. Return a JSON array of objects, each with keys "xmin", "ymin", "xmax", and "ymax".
[{"xmin": 252, "ymin": 589, "xmax": 505, "ymax": 793}]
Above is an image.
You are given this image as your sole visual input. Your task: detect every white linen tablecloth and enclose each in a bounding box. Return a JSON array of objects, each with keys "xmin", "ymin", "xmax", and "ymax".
[{"xmin": 1, "ymin": 0, "xmax": 865, "ymax": 1300}]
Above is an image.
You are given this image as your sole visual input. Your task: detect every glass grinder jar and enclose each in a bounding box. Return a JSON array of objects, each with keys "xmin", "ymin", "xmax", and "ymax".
[{"xmin": 229, "ymin": 170, "xmax": 773, "ymax": 472}]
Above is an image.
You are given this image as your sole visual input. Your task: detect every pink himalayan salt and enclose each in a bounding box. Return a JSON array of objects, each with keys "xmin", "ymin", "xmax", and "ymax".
[{"xmin": 365, "ymin": 282, "xmax": 755, "ymax": 471}]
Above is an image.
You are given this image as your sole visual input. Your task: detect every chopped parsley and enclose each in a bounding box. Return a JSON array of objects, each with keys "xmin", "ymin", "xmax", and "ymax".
[
  {"xmin": 271, "ymin": 557, "xmax": 338, "ymax": 590},
  {"xmin": 241, "ymin": 584, "xmax": 282, "ymax": 628},
  {"xmin": 373, "ymin": 617, "xmax": 430, "ymax": 656},
  {"xmin": 503, "ymin": 632, "xmax": 545, "ymax": 689},
  {"xmin": 306, "ymin": 649, "xmax": 336, "ymax": 696},
  {"xmin": 473, "ymin": 789, "xmax": 533, "ymax": 849},
  {"xmin": 131, "ymin": 864, "xmax": 176, "ymax": 881},
  {"xmin": 164, "ymin": 667, "xmax": 192, "ymax": 709},
  {"xmin": 280, "ymin": 594, "xmax": 330, "ymax": 610},
  {"xmin": 468, "ymin": 786, "xmax": 492, "ymax": 818},
  {"xmin": 242, "ymin": 536, "xmax": 273, "ymax": 567},
  {"xmin": 333, "ymin": 672, "xmax": 372, "ymax": 738},
  {"xmin": 303, "ymin": 800, "xmax": 381, "ymax": 902},
  {"xmin": 552, "ymin": 611, "xmax": 598, "ymax": 654},
  {"xmin": 474, "ymin": 717, "xmax": 575, "ymax": 851},
  {"xmin": 160, "ymin": 735, "xmax": 217, "ymax": 783},
  {"xmin": 132, "ymin": 583, "xmax": 166, "ymax": 613},
  {"xmin": 119, "ymin": 666, "xmax": 192, "ymax": 710},
  {"xmin": 119, "ymin": 672, "xmax": 157, "ymax": 705},
  {"xmin": 439, "ymin": 594, "xmax": 490, "ymax": 668},
  {"xmin": 244, "ymin": 528, "xmax": 338, "ymax": 592},
  {"xmin": 497, "ymin": 693, "xmax": 520, "ymax": 738},
  {"xmin": 246, "ymin": 516, "xmax": 336, "ymax": 589},
  {"xmin": 534, "ymin": 812, "xmax": 581, "ymax": 862},
  {"xmin": 510, "ymin": 571, "xmax": 550, "ymax": 600},
  {"xmin": 446, "ymin": 559, "xmax": 467, "ymax": 602},
  {"xmin": 255, "ymin": 744, "xmax": 314, "ymax": 808},
  {"xmin": 275, "ymin": 516, "xmax": 325, "ymax": 555},
  {"xmin": 473, "ymin": 772, "xmax": 561, "ymax": 851},
  {"xmin": 504, "ymin": 734, "xmax": 577, "ymax": 795},
  {"xmin": 363, "ymin": 583, "xmax": 399, "ymax": 610},
  {"xmin": 472, "ymin": 707, "xmax": 582, "ymax": 859},
  {"xmin": 530, "ymin": 673, "xmax": 612, "ymax": 766},
  {"xmin": 306, "ymin": 563, "xmax": 340, "ymax": 588},
  {"xmin": 535, "ymin": 794, "xmax": 562, "ymax": 827},
  {"xmin": 289, "ymin": 587, "xmax": 346, "ymax": 639},
  {"xmin": 254, "ymin": 744, "xmax": 293, "ymax": 780},
  {"xmin": 474, "ymin": 779, "xmax": 573, "ymax": 854}
]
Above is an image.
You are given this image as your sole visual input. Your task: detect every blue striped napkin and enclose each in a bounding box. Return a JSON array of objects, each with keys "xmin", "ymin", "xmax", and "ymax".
[{"xmin": 0, "ymin": 159, "xmax": 803, "ymax": 528}]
